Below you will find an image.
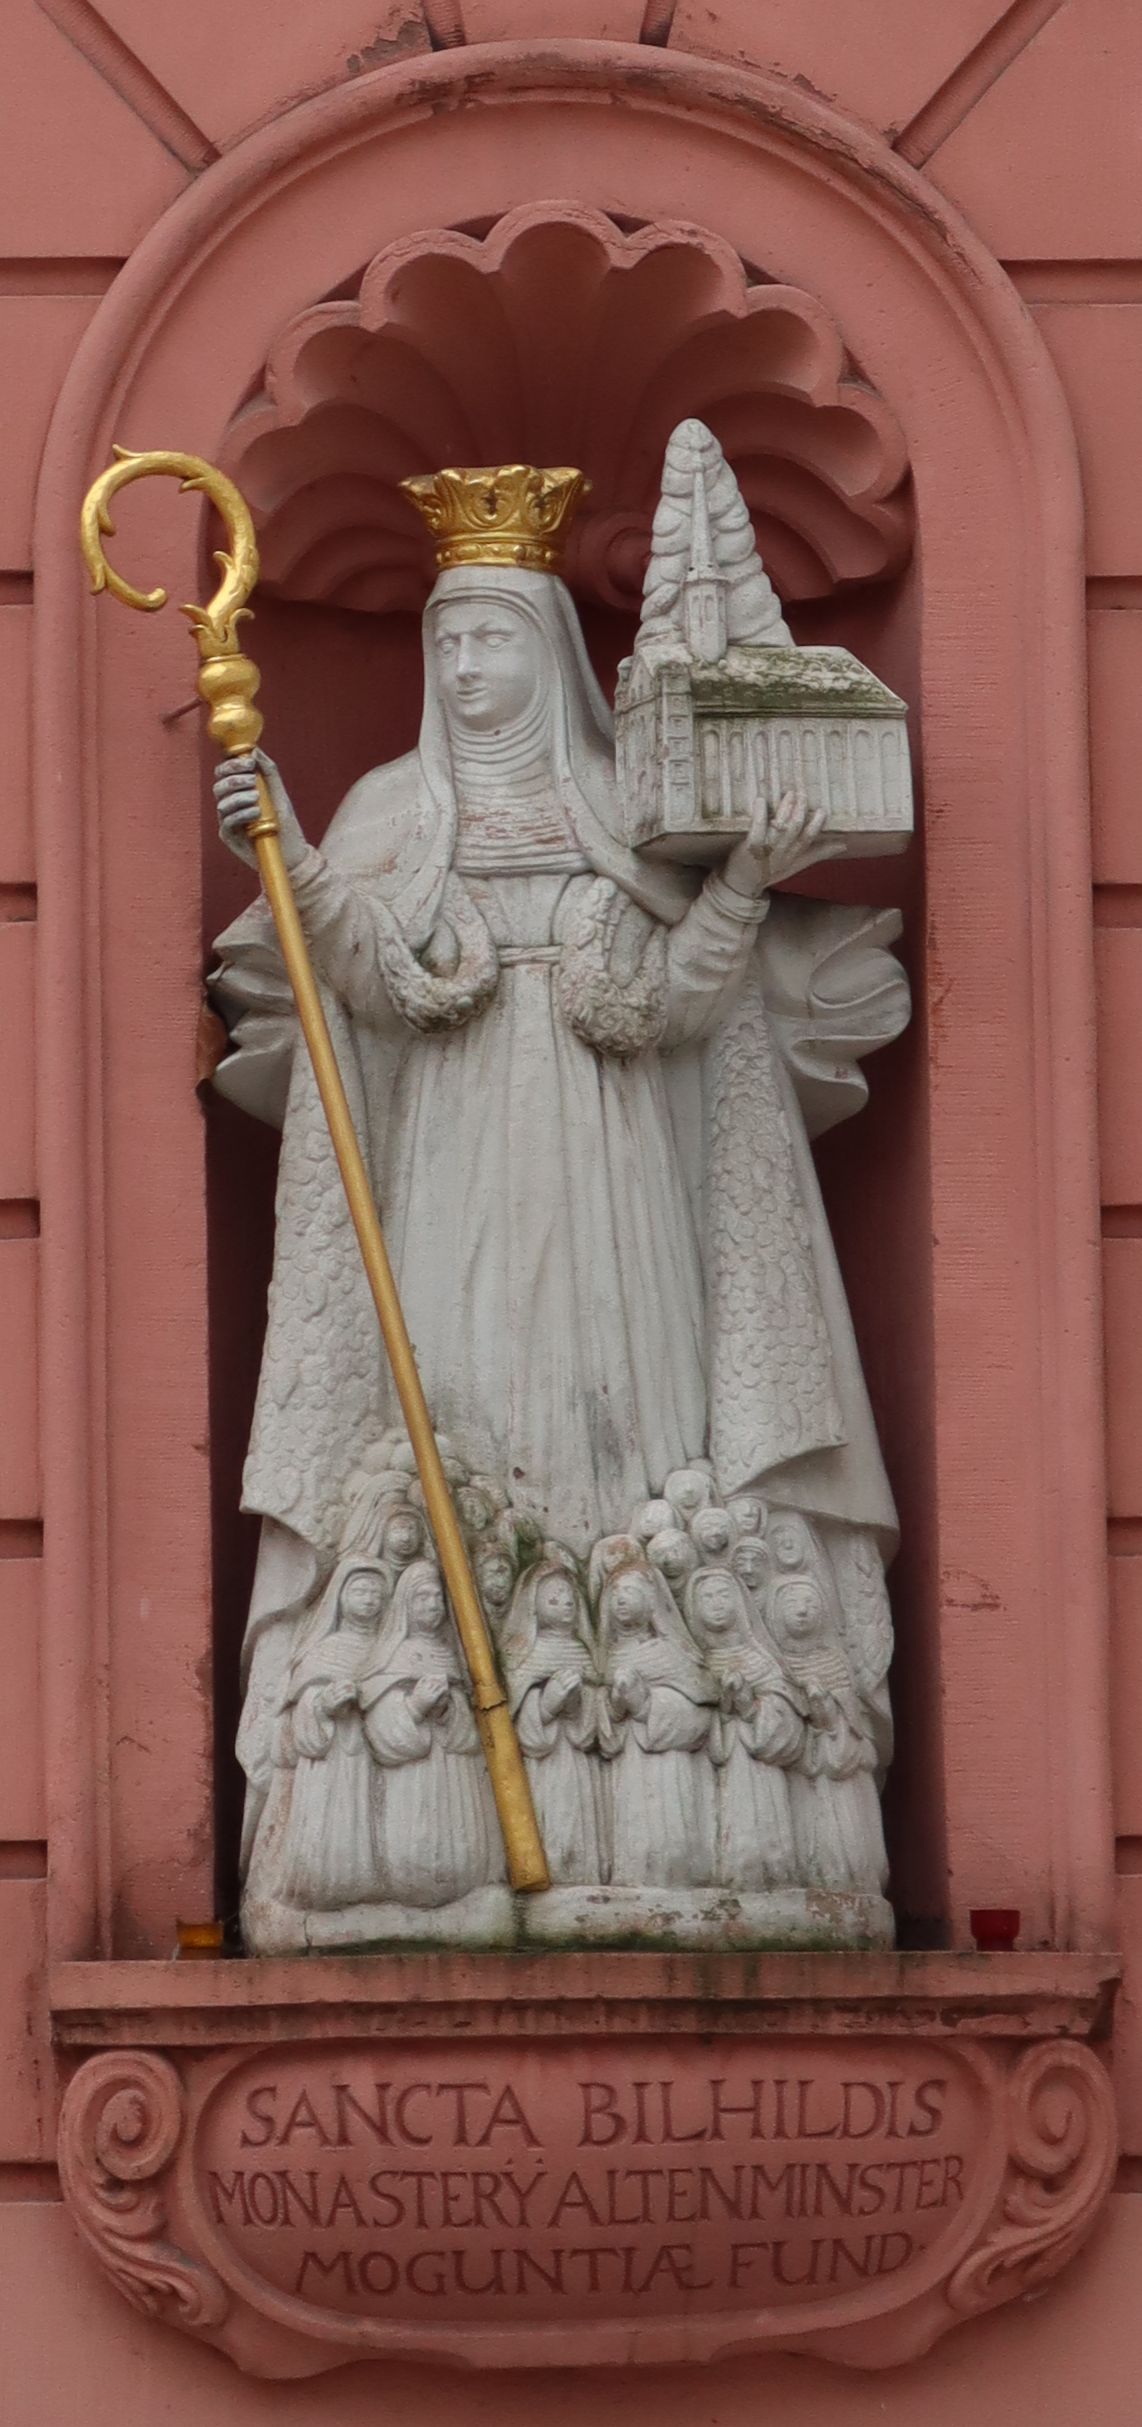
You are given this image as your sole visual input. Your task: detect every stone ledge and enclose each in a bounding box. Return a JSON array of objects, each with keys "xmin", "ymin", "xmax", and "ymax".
[{"xmin": 51, "ymin": 1948, "xmax": 1119, "ymax": 2047}]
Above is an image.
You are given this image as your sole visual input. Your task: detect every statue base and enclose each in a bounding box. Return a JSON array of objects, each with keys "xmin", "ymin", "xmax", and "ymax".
[
  {"xmin": 241, "ymin": 1884, "xmax": 894, "ymax": 1955},
  {"xmin": 521, "ymin": 1884, "xmax": 894, "ymax": 1950}
]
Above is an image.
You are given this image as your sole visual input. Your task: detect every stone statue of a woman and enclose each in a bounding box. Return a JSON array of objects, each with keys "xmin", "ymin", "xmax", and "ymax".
[{"xmin": 212, "ymin": 424, "xmax": 908, "ymax": 1951}]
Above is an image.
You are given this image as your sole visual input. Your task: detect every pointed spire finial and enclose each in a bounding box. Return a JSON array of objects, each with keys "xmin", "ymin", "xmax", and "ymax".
[
  {"xmin": 681, "ymin": 467, "xmax": 728, "ymax": 663},
  {"xmin": 637, "ymin": 418, "xmax": 792, "ymax": 653}
]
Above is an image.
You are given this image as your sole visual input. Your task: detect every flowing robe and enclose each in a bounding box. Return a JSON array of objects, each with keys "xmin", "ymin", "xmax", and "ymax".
[
  {"xmin": 601, "ymin": 1561, "xmax": 719, "ymax": 1891},
  {"xmin": 512, "ymin": 1664, "xmax": 608, "ymax": 1888},
  {"xmin": 499, "ymin": 1563, "xmax": 608, "ymax": 1886},
  {"xmin": 710, "ymin": 1681, "xmax": 805, "ymax": 1892},
  {"xmin": 606, "ymin": 1660, "xmax": 717, "ymax": 1890},
  {"xmin": 271, "ymin": 1630, "xmax": 379, "ymax": 1912},
  {"xmin": 686, "ymin": 1582, "xmax": 805, "ymax": 1892},
  {"xmin": 359, "ymin": 1658, "xmax": 503, "ymax": 1908},
  {"xmin": 791, "ymin": 1698, "xmax": 888, "ymax": 1893}
]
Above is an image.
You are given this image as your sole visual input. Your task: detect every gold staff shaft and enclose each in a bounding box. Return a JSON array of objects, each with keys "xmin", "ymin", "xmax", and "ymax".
[{"xmin": 80, "ymin": 446, "xmax": 549, "ymax": 1895}]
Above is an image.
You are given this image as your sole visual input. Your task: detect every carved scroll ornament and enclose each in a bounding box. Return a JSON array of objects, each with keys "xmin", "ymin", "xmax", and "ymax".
[
  {"xmin": 57, "ymin": 2052, "xmax": 229, "ymax": 2334},
  {"xmin": 946, "ymin": 2042, "xmax": 1117, "ymax": 2317}
]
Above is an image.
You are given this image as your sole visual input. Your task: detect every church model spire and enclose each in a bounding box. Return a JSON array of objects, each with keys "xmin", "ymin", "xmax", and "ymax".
[
  {"xmin": 617, "ymin": 416, "xmax": 913, "ymax": 864},
  {"xmin": 681, "ymin": 464, "xmax": 729, "ymax": 663}
]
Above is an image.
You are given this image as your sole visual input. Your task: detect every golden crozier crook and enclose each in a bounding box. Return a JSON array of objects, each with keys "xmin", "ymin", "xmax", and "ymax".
[{"xmin": 79, "ymin": 445, "xmax": 549, "ymax": 1896}]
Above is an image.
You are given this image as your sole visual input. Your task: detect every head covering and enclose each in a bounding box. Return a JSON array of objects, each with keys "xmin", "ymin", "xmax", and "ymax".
[
  {"xmin": 339, "ymin": 1469, "xmax": 418, "ymax": 1557},
  {"xmin": 690, "ymin": 1505, "xmax": 738, "ymax": 1564},
  {"xmin": 588, "ymin": 1531, "xmax": 642, "ymax": 1606},
  {"xmin": 365, "ymin": 1557, "xmax": 464, "ymax": 1681},
  {"xmin": 398, "ymin": 566, "xmax": 695, "ymax": 936},
  {"xmin": 766, "ymin": 1511, "xmax": 821, "ymax": 1571},
  {"xmin": 767, "ymin": 1574, "xmax": 853, "ymax": 1695},
  {"xmin": 663, "ymin": 1466, "xmax": 716, "ymax": 1520},
  {"xmin": 647, "ymin": 1526, "xmax": 700, "ymax": 1587},
  {"xmin": 684, "ymin": 1565, "xmax": 789, "ymax": 1694},
  {"xmin": 282, "ymin": 1554, "xmax": 390, "ymax": 1686},
  {"xmin": 498, "ymin": 1561, "xmax": 597, "ymax": 1711},
  {"xmin": 597, "ymin": 1559, "xmax": 713, "ymax": 1700}
]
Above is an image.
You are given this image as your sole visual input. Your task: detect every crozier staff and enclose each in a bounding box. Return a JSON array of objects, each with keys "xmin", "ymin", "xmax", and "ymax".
[{"xmin": 78, "ymin": 445, "xmax": 548, "ymax": 1897}]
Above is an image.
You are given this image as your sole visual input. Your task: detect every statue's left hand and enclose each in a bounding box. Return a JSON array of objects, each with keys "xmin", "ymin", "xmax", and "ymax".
[
  {"xmin": 722, "ymin": 784, "xmax": 844, "ymax": 899},
  {"xmin": 214, "ymin": 748, "xmax": 308, "ymax": 873}
]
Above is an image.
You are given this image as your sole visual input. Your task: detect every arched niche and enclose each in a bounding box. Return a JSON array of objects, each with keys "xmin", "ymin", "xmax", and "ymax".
[{"xmin": 34, "ymin": 41, "xmax": 1110, "ymax": 1961}]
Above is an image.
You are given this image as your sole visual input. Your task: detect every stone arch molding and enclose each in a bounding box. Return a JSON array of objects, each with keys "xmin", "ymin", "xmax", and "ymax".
[
  {"xmin": 36, "ymin": 56, "xmax": 1112, "ymax": 2373},
  {"xmin": 220, "ymin": 201, "xmax": 913, "ymax": 614}
]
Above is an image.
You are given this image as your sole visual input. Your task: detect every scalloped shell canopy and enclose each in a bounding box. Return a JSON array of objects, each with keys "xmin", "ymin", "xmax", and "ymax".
[{"xmin": 220, "ymin": 202, "xmax": 913, "ymax": 617}]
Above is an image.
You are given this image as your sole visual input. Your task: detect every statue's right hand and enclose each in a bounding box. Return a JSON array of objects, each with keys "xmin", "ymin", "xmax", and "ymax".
[{"xmin": 214, "ymin": 749, "xmax": 307, "ymax": 872}]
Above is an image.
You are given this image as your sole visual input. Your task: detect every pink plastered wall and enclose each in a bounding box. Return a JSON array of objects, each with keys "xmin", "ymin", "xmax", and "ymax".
[{"xmin": 3, "ymin": 1, "xmax": 1142, "ymax": 2418}]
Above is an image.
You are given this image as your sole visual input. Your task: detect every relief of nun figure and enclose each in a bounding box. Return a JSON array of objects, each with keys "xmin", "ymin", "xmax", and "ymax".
[
  {"xmin": 684, "ymin": 1566, "xmax": 803, "ymax": 1897},
  {"xmin": 598, "ymin": 1562, "xmax": 718, "ymax": 1911},
  {"xmin": 767, "ymin": 1573, "xmax": 889, "ymax": 1901},
  {"xmin": 242, "ymin": 1558, "xmax": 389, "ymax": 1931},
  {"xmin": 352, "ymin": 1560, "xmax": 507, "ymax": 1939},
  {"xmin": 212, "ymin": 422, "xmax": 908, "ymax": 1951},
  {"xmin": 498, "ymin": 1562, "xmax": 608, "ymax": 1894}
]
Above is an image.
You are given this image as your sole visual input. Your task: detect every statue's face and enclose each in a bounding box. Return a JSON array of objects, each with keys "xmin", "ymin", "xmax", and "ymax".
[
  {"xmin": 433, "ymin": 600, "xmax": 544, "ymax": 733},
  {"xmin": 476, "ymin": 1552, "xmax": 514, "ymax": 1610},
  {"xmin": 384, "ymin": 1510, "xmax": 423, "ymax": 1562},
  {"xmin": 769, "ymin": 1516, "xmax": 811, "ymax": 1570},
  {"xmin": 633, "ymin": 1498, "xmax": 675, "ymax": 1543},
  {"xmin": 409, "ymin": 1573, "xmax": 446, "ymax": 1631},
  {"xmin": 536, "ymin": 1571, "xmax": 577, "ymax": 1629},
  {"xmin": 691, "ymin": 1570, "xmax": 741, "ymax": 1638},
  {"xmin": 612, "ymin": 1571, "xmax": 655, "ymax": 1635},
  {"xmin": 776, "ymin": 1580, "xmax": 825, "ymax": 1641},
  {"xmin": 727, "ymin": 1495, "xmax": 765, "ymax": 1537},
  {"xmin": 692, "ymin": 1508, "xmax": 732, "ymax": 1558},
  {"xmin": 666, "ymin": 1469, "xmax": 711, "ymax": 1521},
  {"xmin": 732, "ymin": 1539, "xmax": 767, "ymax": 1594},
  {"xmin": 341, "ymin": 1569, "xmax": 385, "ymax": 1623},
  {"xmin": 457, "ymin": 1485, "xmax": 493, "ymax": 1534},
  {"xmin": 599, "ymin": 1535, "xmax": 639, "ymax": 1580},
  {"xmin": 648, "ymin": 1529, "xmax": 696, "ymax": 1583}
]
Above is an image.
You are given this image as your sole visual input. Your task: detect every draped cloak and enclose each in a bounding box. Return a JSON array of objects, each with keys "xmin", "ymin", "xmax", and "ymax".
[{"xmin": 212, "ymin": 567, "xmax": 909, "ymax": 1739}]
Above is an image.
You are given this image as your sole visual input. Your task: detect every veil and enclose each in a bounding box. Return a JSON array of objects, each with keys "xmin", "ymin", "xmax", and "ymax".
[
  {"xmin": 598, "ymin": 1560, "xmax": 713, "ymax": 1702},
  {"xmin": 767, "ymin": 1574, "xmax": 853, "ymax": 1695},
  {"xmin": 683, "ymin": 1566, "xmax": 789, "ymax": 1692},
  {"xmin": 364, "ymin": 1557, "xmax": 466, "ymax": 1683},
  {"xmin": 499, "ymin": 1559, "xmax": 597, "ymax": 1708},
  {"xmin": 282, "ymin": 1554, "xmax": 389, "ymax": 1674},
  {"xmin": 413, "ymin": 566, "xmax": 695, "ymax": 932}
]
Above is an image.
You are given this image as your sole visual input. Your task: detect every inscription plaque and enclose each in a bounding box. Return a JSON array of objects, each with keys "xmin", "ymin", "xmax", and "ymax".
[{"xmin": 196, "ymin": 2040, "xmax": 980, "ymax": 2328}]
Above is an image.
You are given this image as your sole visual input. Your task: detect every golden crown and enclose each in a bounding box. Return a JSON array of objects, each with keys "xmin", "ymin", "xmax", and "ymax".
[{"xmin": 400, "ymin": 462, "xmax": 589, "ymax": 573}]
